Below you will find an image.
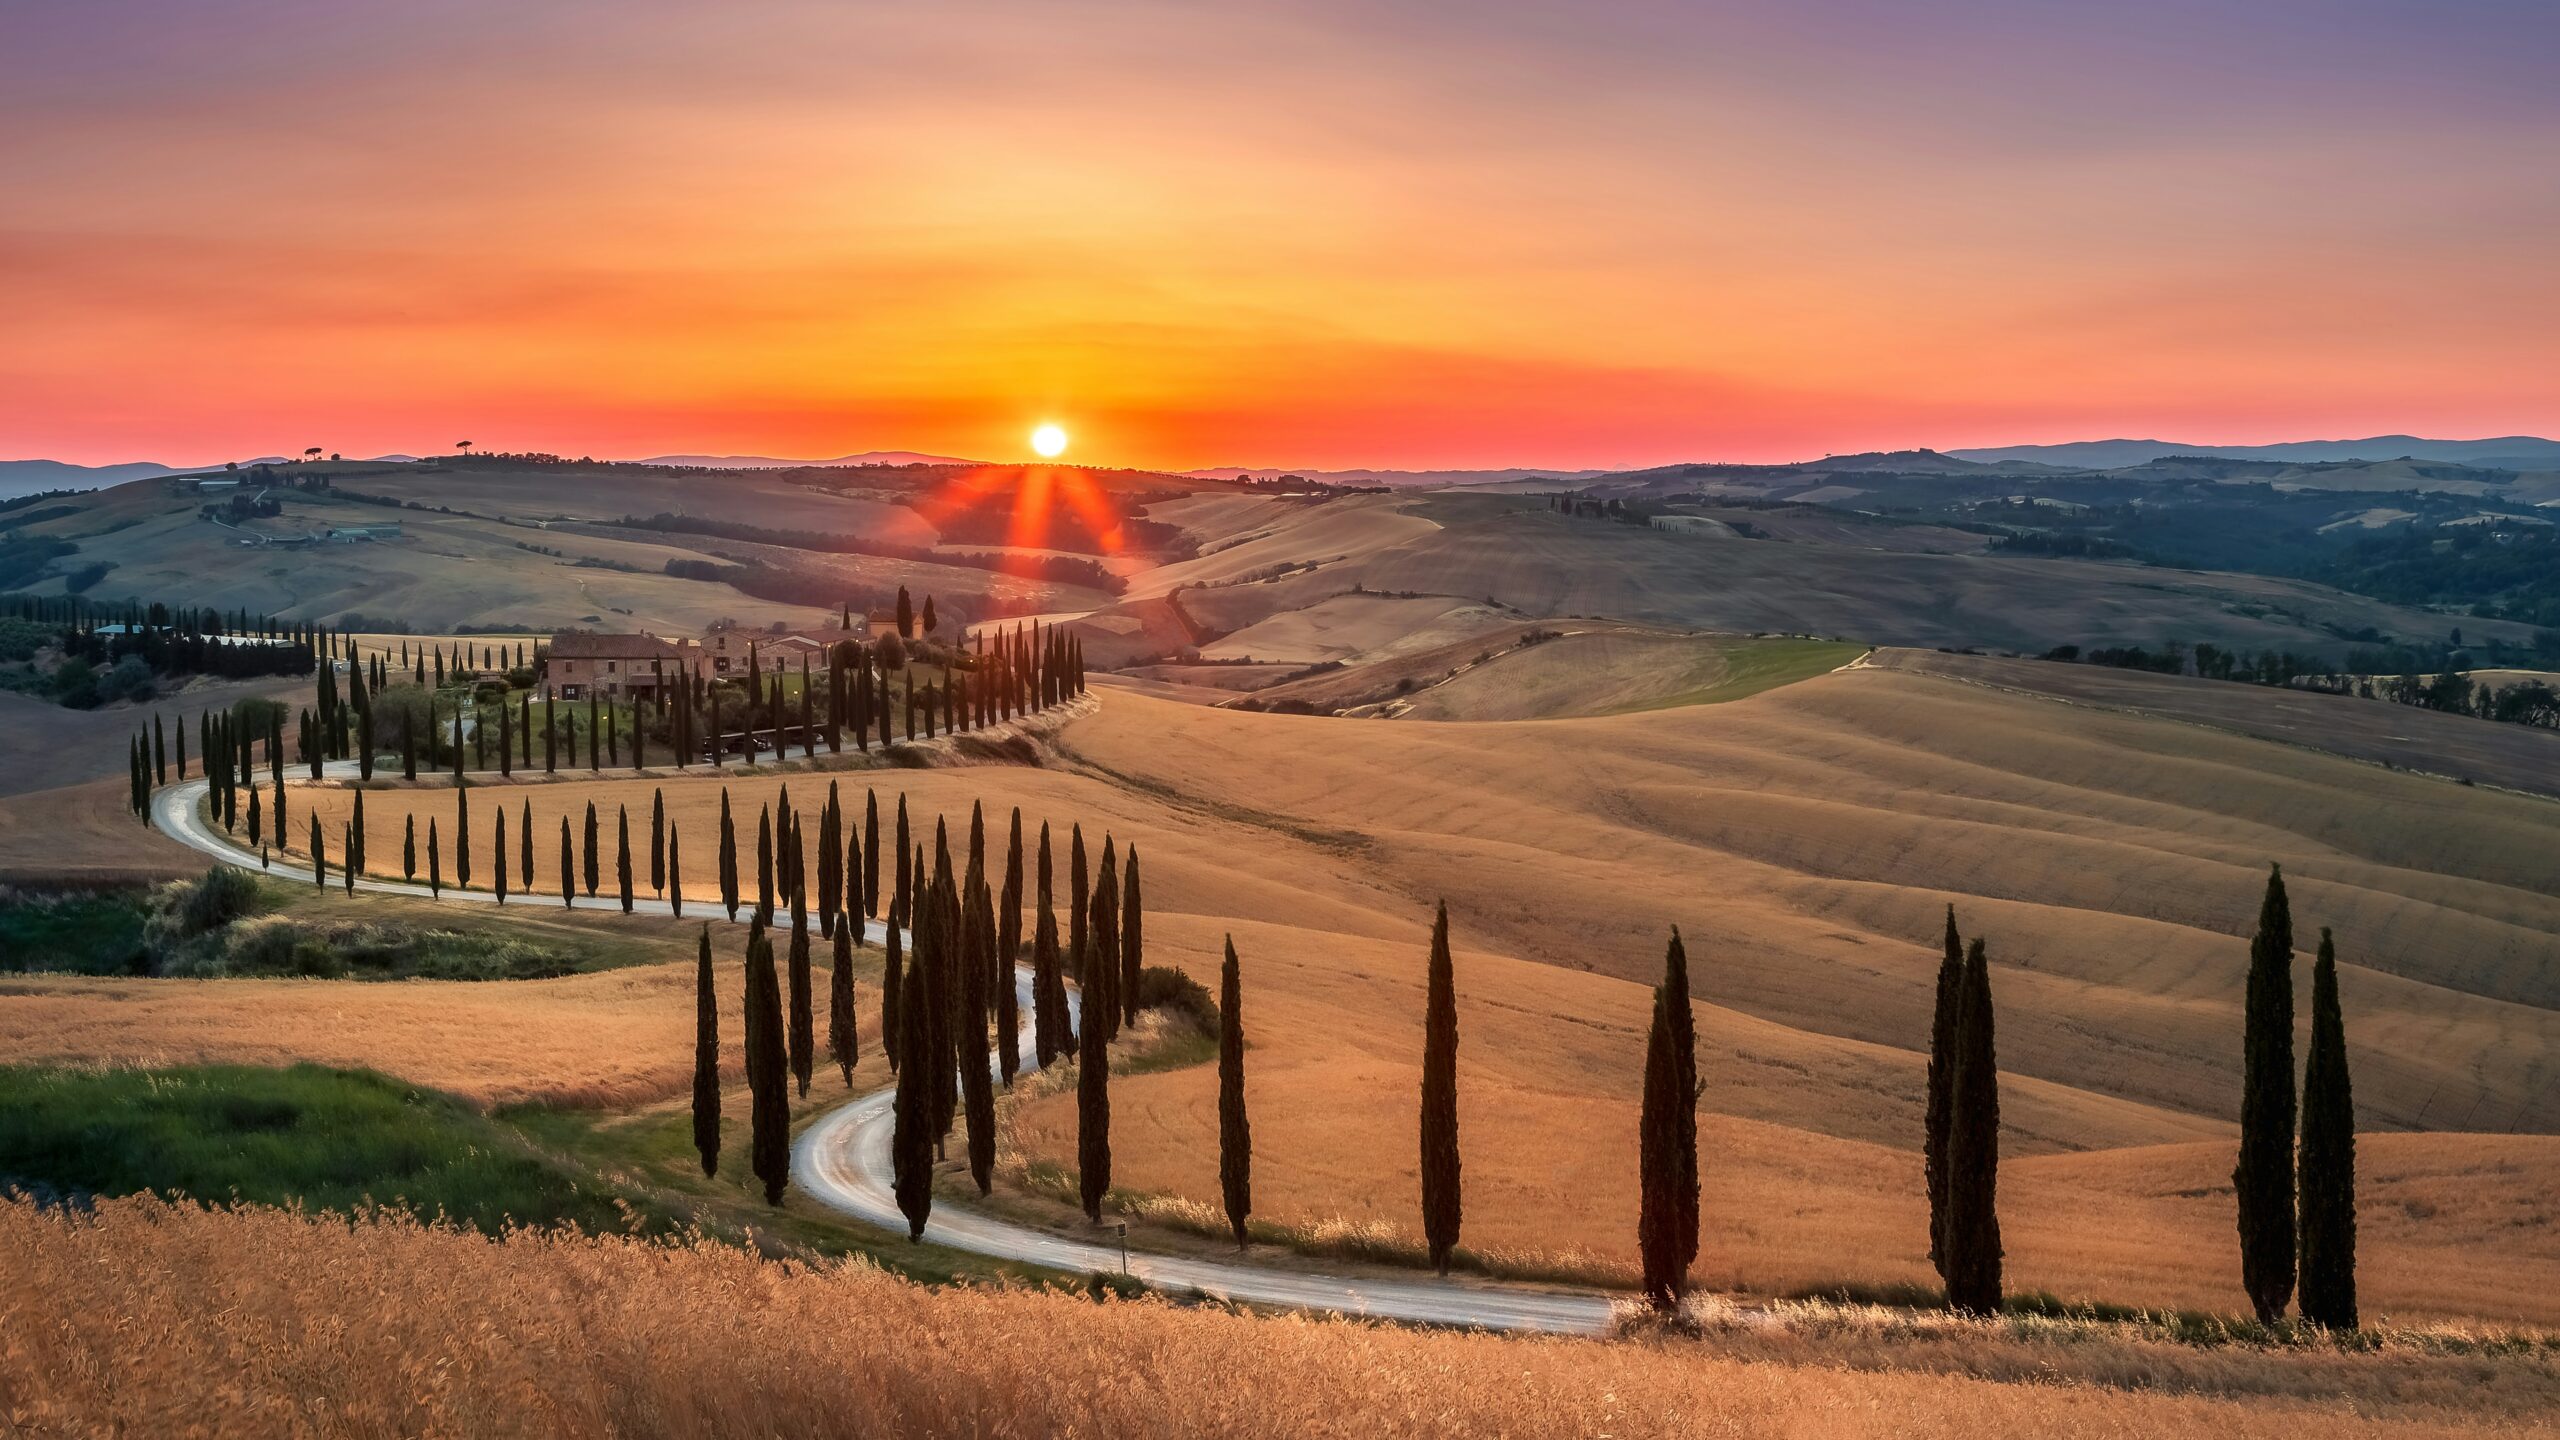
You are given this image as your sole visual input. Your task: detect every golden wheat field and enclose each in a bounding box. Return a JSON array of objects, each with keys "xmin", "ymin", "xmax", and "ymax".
[
  {"xmin": 7, "ymin": 1198, "xmax": 2554, "ymax": 1440},
  {"xmin": 200, "ymin": 663, "xmax": 2560, "ymax": 1325}
]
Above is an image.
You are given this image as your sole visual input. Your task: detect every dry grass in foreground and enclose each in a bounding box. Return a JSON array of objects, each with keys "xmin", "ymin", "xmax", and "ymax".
[{"xmin": 6, "ymin": 1199, "xmax": 2556, "ymax": 1440}]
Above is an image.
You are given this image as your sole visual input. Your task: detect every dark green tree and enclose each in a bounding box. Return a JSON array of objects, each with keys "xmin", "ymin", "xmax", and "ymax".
[
  {"xmin": 455, "ymin": 785, "xmax": 471, "ymax": 888},
  {"xmin": 891, "ymin": 921, "xmax": 936, "ymax": 1238},
  {"xmin": 667, "ymin": 825, "xmax": 683, "ymax": 917},
  {"xmin": 1076, "ymin": 923, "xmax": 1112, "ymax": 1222},
  {"xmin": 2235, "ymin": 864, "xmax": 2298, "ymax": 1323},
  {"xmin": 403, "ymin": 814, "xmax": 417, "ymax": 881},
  {"xmin": 1120, "ymin": 845, "xmax": 1144, "ymax": 1028},
  {"xmin": 616, "ymin": 805, "xmax": 634, "ymax": 913},
  {"xmin": 1420, "ymin": 900, "xmax": 1462, "ymax": 1275},
  {"xmin": 881, "ymin": 892, "xmax": 904, "ymax": 1072},
  {"xmin": 492, "ymin": 805, "xmax": 508, "ymax": 905},
  {"xmin": 1638, "ymin": 928, "xmax": 1701, "ymax": 1311},
  {"xmin": 583, "ymin": 800, "xmax": 600, "ymax": 897},
  {"xmin": 864, "ymin": 788, "xmax": 881, "ymax": 915},
  {"xmin": 1943, "ymin": 938, "xmax": 2004, "ymax": 1315},
  {"xmin": 426, "ymin": 817, "xmax": 441, "ymax": 896},
  {"xmin": 718, "ymin": 787, "xmax": 739, "ymax": 920},
  {"xmin": 692, "ymin": 925, "xmax": 720, "ymax": 1177},
  {"xmin": 1033, "ymin": 821, "xmax": 1067, "ymax": 1067},
  {"xmin": 1926, "ymin": 905, "xmax": 1964, "ymax": 1278},
  {"xmin": 828, "ymin": 921, "xmax": 858, "ymax": 1086},
  {"xmin": 756, "ymin": 804, "xmax": 775, "ymax": 922},
  {"xmin": 2298, "ymin": 927, "xmax": 2358, "ymax": 1331},
  {"xmin": 1090, "ymin": 838, "xmax": 1120, "ymax": 1042},
  {"xmin": 787, "ymin": 919, "xmax": 814, "ymax": 1098},
  {"xmin": 960, "ymin": 867, "xmax": 997, "ymax": 1194},
  {"xmin": 650, "ymin": 787, "xmax": 666, "ymax": 896},
  {"xmin": 558, "ymin": 816, "xmax": 574, "ymax": 909},
  {"xmin": 1219, "ymin": 935, "xmax": 1251, "ymax": 1250},
  {"xmin": 743, "ymin": 926, "xmax": 791, "ymax": 1205}
]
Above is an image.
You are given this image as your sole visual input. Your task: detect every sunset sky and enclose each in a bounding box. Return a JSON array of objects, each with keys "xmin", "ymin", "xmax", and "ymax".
[{"xmin": 6, "ymin": 0, "xmax": 2557, "ymax": 470}]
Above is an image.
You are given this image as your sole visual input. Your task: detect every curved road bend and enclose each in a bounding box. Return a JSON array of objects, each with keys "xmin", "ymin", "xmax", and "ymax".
[{"xmin": 154, "ymin": 772, "xmax": 1619, "ymax": 1336}]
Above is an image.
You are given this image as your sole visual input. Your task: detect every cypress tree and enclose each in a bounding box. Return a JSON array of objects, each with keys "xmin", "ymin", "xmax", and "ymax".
[
  {"xmin": 1068, "ymin": 823, "xmax": 1089, "ymax": 986},
  {"xmin": 756, "ymin": 805, "xmax": 775, "ymax": 922},
  {"xmin": 559, "ymin": 816, "xmax": 574, "ymax": 908},
  {"xmin": 925, "ymin": 848, "xmax": 958, "ymax": 1149},
  {"xmin": 310, "ymin": 813, "xmax": 326, "ymax": 888},
  {"xmin": 788, "ymin": 919, "xmax": 814, "ymax": 1098},
  {"xmin": 498, "ymin": 699, "xmax": 511, "ymax": 778},
  {"xmin": 1120, "ymin": 845, "xmax": 1144, "ymax": 1028},
  {"xmin": 819, "ymin": 781, "xmax": 842, "ymax": 938},
  {"xmin": 616, "ymin": 805, "xmax": 634, "ymax": 913},
  {"xmin": 427, "ymin": 818, "xmax": 441, "ymax": 896},
  {"xmin": 1420, "ymin": 900, "xmax": 1462, "ymax": 1275},
  {"xmin": 1926, "ymin": 905, "xmax": 1964, "ymax": 1279},
  {"xmin": 881, "ymin": 893, "xmax": 905, "ymax": 1072},
  {"xmin": 1943, "ymin": 938, "xmax": 2004, "ymax": 1315},
  {"xmin": 1076, "ymin": 918, "xmax": 1112, "ymax": 1222},
  {"xmin": 718, "ymin": 787, "xmax": 739, "ymax": 920},
  {"xmin": 743, "ymin": 927, "xmax": 790, "ymax": 1205},
  {"xmin": 520, "ymin": 801, "xmax": 533, "ymax": 894},
  {"xmin": 692, "ymin": 925, "xmax": 721, "ymax": 1176},
  {"xmin": 1090, "ymin": 838, "xmax": 1120, "ymax": 1042},
  {"xmin": 650, "ymin": 787, "xmax": 666, "ymax": 895},
  {"xmin": 1638, "ymin": 928, "xmax": 1700, "ymax": 1311},
  {"xmin": 492, "ymin": 806, "xmax": 508, "ymax": 904},
  {"xmin": 455, "ymin": 785, "xmax": 471, "ymax": 888},
  {"xmin": 960, "ymin": 866, "xmax": 997, "ymax": 1194},
  {"xmin": 153, "ymin": 712, "xmax": 167, "ymax": 785},
  {"xmin": 2298, "ymin": 927, "xmax": 2358, "ymax": 1331},
  {"xmin": 893, "ymin": 795, "xmax": 911, "ymax": 924},
  {"xmin": 1219, "ymin": 935, "xmax": 1251, "ymax": 1249},
  {"xmin": 864, "ymin": 788, "xmax": 881, "ymax": 915},
  {"xmin": 2235, "ymin": 864, "xmax": 2298, "ymax": 1323},
  {"xmin": 1033, "ymin": 821, "xmax": 1065, "ymax": 1067},
  {"xmin": 844, "ymin": 822, "xmax": 866, "ymax": 949},
  {"xmin": 583, "ymin": 800, "xmax": 600, "ymax": 896},
  {"xmin": 668, "ymin": 826, "xmax": 684, "ymax": 917},
  {"xmin": 891, "ymin": 922, "xmax": 935, "ymax": 1238},
  {"xmin": 403, "ymin": 814, "xmax": 417, "ymax": 881},
  {"xmin": 829, "ymin": 921, "xmax": 858, "ymax": 1086}
]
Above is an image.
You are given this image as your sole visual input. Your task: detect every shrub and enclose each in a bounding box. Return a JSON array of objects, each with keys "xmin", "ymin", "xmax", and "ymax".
[{"xmin": 1132, "ymin": 964, "xmax": 1217, "ymax": 1032}]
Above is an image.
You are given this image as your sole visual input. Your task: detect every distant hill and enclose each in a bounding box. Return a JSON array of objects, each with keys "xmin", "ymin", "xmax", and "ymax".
[
  {"xmin": 1952, "ymin": 435, "xmax": 2560, "ymax": 469},
  {"xmin": 0, "ymin": 458, "xmax": 183, "ymax": 501},
  {"xmin": 640, "ymin": 451, "xmax": 985, "ymax": 469},
  {"xmin": 1183, "ymin": 466, "xmax": 1613, "ymax": 488}
]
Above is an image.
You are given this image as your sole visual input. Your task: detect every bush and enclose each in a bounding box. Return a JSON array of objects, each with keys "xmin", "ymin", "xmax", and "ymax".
[
  {"xmin": 1132, "ymin": 964, "xmax": 1218, "ymax": 1032},
  {"xmin": 99, "ymin": 654, "xmax": 157, "ymax": 703},
  {"xmin": 142, "ymin": 867, "xmax": 264, "ymax": 952}
]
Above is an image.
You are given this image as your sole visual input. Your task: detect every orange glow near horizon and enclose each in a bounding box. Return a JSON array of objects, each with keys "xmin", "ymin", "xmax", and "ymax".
[{"xmin": 3, "ymin": 4, "xmax": 2556, "ymax": 469}]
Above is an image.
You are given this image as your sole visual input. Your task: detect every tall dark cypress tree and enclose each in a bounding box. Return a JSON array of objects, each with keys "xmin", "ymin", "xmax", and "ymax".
[
  {"xmin": 787, "ymin": 919, "xmax": 815, "ymax": 1098},
  {"xmin": 743, "ymin": 927, "xmax": 791, "ymax": 1205},
  {"xmin": 756, "ymin": 804, "xmax": 775, "ymax": 922},
  {"xmin": 583, "ymin": 800, "xmax": 600, "ymax": 897},
  {"xmin": 519, "ymin": 801, "xmax": 533, "ymax": 894},
  {"xmin": 1068, "ymin": 823, "xmax": 1089, "ymax": 986},
  {"xmin": 1033, "ymin": 821, "xmax": 1066, "ymax": 1067},
  {"xmin": 1419, "ymin": 900, "xmax": 1463, "ymax": 1275},
  {"xmin": 1090, "ymin": 839, "xmax": 1120, "ymax": 1042},
  {"xmin": 844, "ymin": 822, "xmax": 866, "ymax": 948},
  {"xmin": 2235, "ymin": 864, "xmax": 2298, "ymax": 1324},
  {"xmin": 650, "ymin": 787, "xmax": 666, "ymax": 896},
  {"xmin": 616, "ymin": 805, "xmax": 634, "ymax": 913},
  {"xmin": 668, "ymin": 826, "xmax": 683, "ymax": 917},
  {"xmin": 492, "ymin": 806, "xmax": 508, "ymax": 905},
  {"xmin": 1120, "ymin": 846, "xmax": 1144, "ymax": 1028},
  {"xmin": 426, "ymin": 818, "xmax": 441, "ymax": 895},
  {"xmin": 828, "ymin": 921, "xmax": 858, "ymax": 1086},
  {"xmin": 718, "ymin": 787, "xmax": 739, "ymax": 920},
  {"xmin": 1638, "ymin": 928, "xmax": 1701, "ymax": 1310},
  {"xmin": 559, "ymin": 816, "xmax": 575, "ymax": 908},
  {"xmin": 455, "ymin": 784, "xmax": 471, "ymax": 888},
  {"xmin": 892, "ymin": 916, "xmax": 936, "ymax": 1239},
  {"xmin": 1076, "ymin": 920, "xmax": 1112, "ymax": 1222},
  {"xmin": 403, "ymin": 814, "xmax": 417, "ymax": 881},
  {"xmin": 818, "ymin": 781, "xmax": 842, "ymax": 939},
  {"xmin": 881, "ymin": 893, "xmax": 905, "ymax": 1072},
  {"xmin": 893, "ymin": 795, "xmax": 911, "ymax": 925},
  {"xmin": 693, "ymin": 925, "xmax": 721, "ymax": 1177},
  {"xmin": 960, "ymin": 867, "xmax": 997, "ymax": 1194},
  {"xmin": 1943, "ymin": 938, "xmax": 2004, "ymax": 1315},
  {"xmin": 2298, "ymin": 927, "xmax": 2358, "ymax": 1331},
  {"xmin": 1219, "ymin": 935, "xmax": 1251, "ymax": 1250},
  {"xmin": 864, "ymin": 788, "xmax": 881, "ymax": 916},
  {"xmin": 1925, "ymin": 905, "xmax": 1965, "ymax": 1279}
]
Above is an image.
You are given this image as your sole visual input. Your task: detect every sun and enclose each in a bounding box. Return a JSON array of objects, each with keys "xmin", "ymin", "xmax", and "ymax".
[{"xmin": 1030, "ymin": 422, "xmax": 1070, "ymax": 459}]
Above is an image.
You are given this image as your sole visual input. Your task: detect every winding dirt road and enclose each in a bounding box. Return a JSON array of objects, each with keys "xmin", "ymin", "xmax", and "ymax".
[{"xmin": 153, "ymin": 769, "xmax": 1618, "ymax": 1335}]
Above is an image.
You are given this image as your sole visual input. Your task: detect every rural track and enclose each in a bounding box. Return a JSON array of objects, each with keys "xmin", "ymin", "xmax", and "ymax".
[{"xmin": 151, "ymin": 767, "xmax": 1620, "ymax": 1337}]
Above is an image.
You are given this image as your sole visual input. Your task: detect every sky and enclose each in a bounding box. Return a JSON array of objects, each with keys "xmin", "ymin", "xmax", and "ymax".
[{"xmin": 4, "ymin": 0, "xmax": 2557, "ymax": 471}]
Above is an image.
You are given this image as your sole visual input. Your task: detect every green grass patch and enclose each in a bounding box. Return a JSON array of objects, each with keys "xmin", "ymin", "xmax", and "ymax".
[
  {"xmin": 1605, "ymin": 638, "xmax": 1867, "ymax": 714},
  {"xmin": 0, "ymin": 884, "xmax": 151, "ymax": 975},
  {"xmin": 0, "ymin": 1064, "xmax": 644, "ymax": 1235}
]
